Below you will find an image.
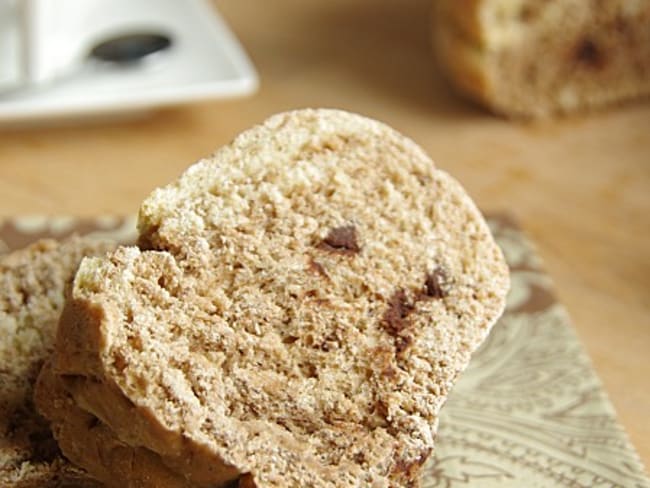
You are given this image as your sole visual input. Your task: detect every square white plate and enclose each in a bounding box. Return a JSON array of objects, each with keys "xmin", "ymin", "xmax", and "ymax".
[{"xmin": 0, "ymin": 0, "xmax": 258, "ymax": 124}]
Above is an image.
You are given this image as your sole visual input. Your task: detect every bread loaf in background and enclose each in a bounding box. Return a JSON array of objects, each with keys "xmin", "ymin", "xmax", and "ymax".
[
  {"xmin": 37, "ymin": 109, "xmax": 509, "ymax": 487},
  {"xmin": 433, "ymin": 0, "xmax": 650, "ymax": 117}
]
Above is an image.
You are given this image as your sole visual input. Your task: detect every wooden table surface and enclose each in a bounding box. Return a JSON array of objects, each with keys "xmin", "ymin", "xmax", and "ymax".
[{"xmin": 1, "ymin": 0, "xmax": 648, "ymax": 469}]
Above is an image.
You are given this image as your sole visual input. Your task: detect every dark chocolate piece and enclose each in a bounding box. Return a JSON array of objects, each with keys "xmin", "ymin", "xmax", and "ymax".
[
  {"xmin": 382, "ymin": 289, "xmax": 414, "ymax": 336},
  {"xmin": 317, "ymin": 225, "xmax": 360, "ymax": 255},
  {"xmin": 423, "ymin": 268, "xmax": 447, "ymax": 299},
  {"xmin": 575, "ymin": 38, "xmax": 606, "ymax": 69}
]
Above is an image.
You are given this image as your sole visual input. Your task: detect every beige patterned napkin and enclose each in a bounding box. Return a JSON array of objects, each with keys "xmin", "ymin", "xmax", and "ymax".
[
  {"xmin": 425, "ymin": 217, "xmax": 649, "ymax": 488},
  {"xmin": 0, "ymin": 215, "xmax": 648, "ymax": 487}
]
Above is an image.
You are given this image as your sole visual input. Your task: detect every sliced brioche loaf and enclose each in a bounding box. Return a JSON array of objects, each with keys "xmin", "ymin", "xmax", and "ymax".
[
  {"xmin": 0, "ymin": 237, "xmax": 114, "ymax": 487},
  {"xmin": 433, "ymin": 0, "xmax": 650, "ymax": 117},
  {"xmin": 42, "ymin": 109, "xmax": 509, "ymax": 487}
]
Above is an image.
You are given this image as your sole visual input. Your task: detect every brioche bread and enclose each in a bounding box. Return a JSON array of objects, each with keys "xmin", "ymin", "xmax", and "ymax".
[
  {"xmin": 433, "ymin": 0, "xmax": 650, "ymax": 116},
  {"xmin": 40, "ymin": 109, "xmax": 509, "ymax": 487},
  {"xmin": 0, "ymin": 237, "xmax": 113, "ymax": 487}
]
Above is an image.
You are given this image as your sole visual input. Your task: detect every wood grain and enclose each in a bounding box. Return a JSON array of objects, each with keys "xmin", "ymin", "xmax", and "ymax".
[{"xmin": 0, "ymin": 0, "xmax": 648, "ymax": 469}]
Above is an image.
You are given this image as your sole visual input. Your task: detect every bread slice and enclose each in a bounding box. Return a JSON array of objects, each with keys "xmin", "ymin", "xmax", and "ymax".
[
  {"xmin": 41, "ymin": 109, "xmax": 509, "ymax": 487},
  {"xmin": 433, "ymin": 0, "xmax": 650, "ymax": 117},
  {"xmin": 35, "ymin": 361, "xmax": 196, "ymax": 487},
  {"xmin": 0, "ymin": 237, "xmax": 114, "ymax": 487}
]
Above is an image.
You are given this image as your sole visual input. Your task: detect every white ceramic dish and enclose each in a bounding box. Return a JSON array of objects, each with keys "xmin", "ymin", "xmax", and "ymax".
[{"xmin": 0, "ymin": 0, "xmax": 258, "ymax": 124}]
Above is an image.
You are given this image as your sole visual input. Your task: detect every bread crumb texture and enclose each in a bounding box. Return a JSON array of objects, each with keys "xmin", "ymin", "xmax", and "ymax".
[
  {"xmin": 45, "ymin": 109, "xmax": 509, "ymax": 487},
  {"xmin": 1, "ymin": 237, "xmax": 113, "ymax": 487}
]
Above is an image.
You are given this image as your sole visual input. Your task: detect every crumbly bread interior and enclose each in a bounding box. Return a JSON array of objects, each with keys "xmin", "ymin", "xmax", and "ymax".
[
  {"xmin": 434, "ymin": 0, "xmax": 650, "ymax": 116},
  {"xmin": 49, "ymin": 109, "xmax": 509, "ymax": 487},
  {"xmin": 0, "ymin": 237, "xmax": 113, "ymax": 487}
]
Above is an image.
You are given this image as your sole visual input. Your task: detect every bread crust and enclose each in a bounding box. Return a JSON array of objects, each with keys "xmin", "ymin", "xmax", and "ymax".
[{"xmin": 35, "ymin": 361, "xmax": 196, "ymax": 488}]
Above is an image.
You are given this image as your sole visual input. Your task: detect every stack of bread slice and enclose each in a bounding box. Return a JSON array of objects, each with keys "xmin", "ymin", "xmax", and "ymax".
[
  {"xmin": 1, "ymin": 237, "xmax": 114, "ymax": 487},
  {"xmin": 433, "ymin": 0, "xmax": 650, "ymax": 116},
  {"xmin": 3, "ymin": 109, "xmax": 509, "ymax": 487}
]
